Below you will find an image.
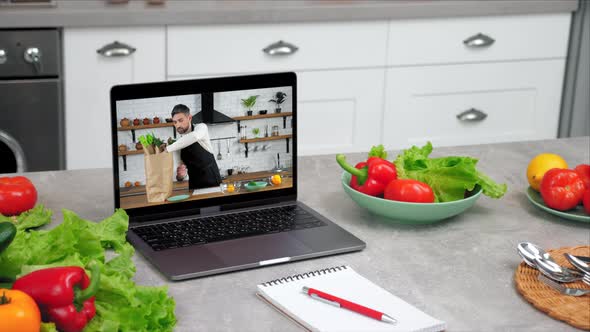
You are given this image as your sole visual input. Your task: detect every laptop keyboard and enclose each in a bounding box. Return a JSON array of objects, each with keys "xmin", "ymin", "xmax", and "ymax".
[{"xmin": 131, "ymin": 205, "xmax": 326, "ymax": 251}]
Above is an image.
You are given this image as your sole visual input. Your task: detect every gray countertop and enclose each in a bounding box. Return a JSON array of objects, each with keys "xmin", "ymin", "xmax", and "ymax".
[
  {"xmin": 16, "ymin": 136, "xmax": 590, "ymax": 331},
  {"xmin": 0, "ymin": 0, "xmax": 579, "ymax": 28}
]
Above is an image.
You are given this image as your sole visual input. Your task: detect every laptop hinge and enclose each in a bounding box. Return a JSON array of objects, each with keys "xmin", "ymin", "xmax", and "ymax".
[
  {"xmin": 200, "ymin": 205, "xmax": 221, "ymax": 215},
  {"xmin": 128, "ymin": 195, "xmax": 297, "ymax": 225}
]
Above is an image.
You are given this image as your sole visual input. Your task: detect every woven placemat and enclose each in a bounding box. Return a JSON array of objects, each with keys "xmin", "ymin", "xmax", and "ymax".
[{"xmin": 515, "ymin": 245, "xmax": 590, "ymax": 330}]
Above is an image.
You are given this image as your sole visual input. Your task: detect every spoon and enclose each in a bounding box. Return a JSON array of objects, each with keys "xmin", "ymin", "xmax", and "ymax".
[
  {"xmin": 517, "ymin": 242, "xmax": 554, "ymax": 268},
  {"xmin": 535, "ymin": 257, "xmax": 584, "ymax": 282},
  {"xmin": 572, "ymin": 255, "xmax": 590, "ymax": 263},
  {"xmin": 564, "ymin": 253, "xmax": 590, "ymax": 275}
]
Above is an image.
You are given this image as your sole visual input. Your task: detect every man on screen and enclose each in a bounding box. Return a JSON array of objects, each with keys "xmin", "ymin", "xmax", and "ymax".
[{"xmin": 166, "ymin": 104, "xmax": 221, "ymax": 190}]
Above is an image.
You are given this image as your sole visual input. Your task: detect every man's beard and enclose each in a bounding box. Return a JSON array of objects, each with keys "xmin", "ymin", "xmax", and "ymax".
[{"xmin": 177, "ymin": 125, "xmax": 189, "ymax": 134}]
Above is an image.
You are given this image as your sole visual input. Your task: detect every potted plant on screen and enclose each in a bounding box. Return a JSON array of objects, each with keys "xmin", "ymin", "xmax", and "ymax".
[
  {"xmin": 269, "ymin": 92, "xmax": 287, "ymax": 113},
  {"xmin": 241, "ymin": 95, "xmax": 259, "ymax": 116}
]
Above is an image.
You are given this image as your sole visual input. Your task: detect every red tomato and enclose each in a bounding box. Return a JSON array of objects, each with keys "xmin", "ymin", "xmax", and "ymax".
[
  {"xmin": 0, "ymin": 176, "xmax": 38, "ymax": 216},
  {"xmin": 583, "ymin": 189, "xmax": 590, "ymax": 215},
  {"xmin": 574, "ymin": 164, "xmax": 590, "ymax": 190},
  {"xmin": 540, "ymin": 169, "xmax": 585, "ymax": 211},
  {"xmin": 384, "ymin": 179, "xmax": 435, "ymax": 203}
]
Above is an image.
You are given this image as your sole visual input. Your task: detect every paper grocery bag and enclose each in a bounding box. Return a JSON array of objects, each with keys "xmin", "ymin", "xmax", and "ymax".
[{"xmin": 144, "ymin": 151, "xmax": 173, "ymax": 203}]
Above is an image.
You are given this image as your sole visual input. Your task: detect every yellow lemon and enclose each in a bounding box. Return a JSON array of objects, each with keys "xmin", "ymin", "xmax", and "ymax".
[
  {"xmin": 526, "ymin": 153, "xmax": 568, "ymax": 191},
  {"xmin": 271, "ymin": 174, "xmax": 282, "ymax": 185},
  {"xmin": 227, "ymin": 184, "xmax": 235, "ymax": 193}
]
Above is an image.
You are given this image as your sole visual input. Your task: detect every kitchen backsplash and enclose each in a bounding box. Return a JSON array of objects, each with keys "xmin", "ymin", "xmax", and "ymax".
[{"xmin": 115, "ymin": 87, "xmax": 292, "ymax": 187}]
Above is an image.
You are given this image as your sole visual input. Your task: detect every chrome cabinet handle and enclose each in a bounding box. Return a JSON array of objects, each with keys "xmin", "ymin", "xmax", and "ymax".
[
  {"xmin": 262, "ymin": 40, "xmax": 298, "ymax": 56},
  {"xmin": 457, "ymin": 108, "xmax": 487, "ymax": 122},
  {"xmin": 463, "ymin": 33, "xmax": 495, "ymax": 48},
  {"xmin": 97, "ymin": 41, "xmax": 136, "ymax": 57},
  {"xmin": 0, "ymin": 49, "xmax": 6, "ymax": 64}
]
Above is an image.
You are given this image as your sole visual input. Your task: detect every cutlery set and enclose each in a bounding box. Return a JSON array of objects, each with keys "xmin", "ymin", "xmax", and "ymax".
[
  {"xmin": 517, "ymin": 242, "xmax": 590, "ymax": 296},
  {"xmin": 537, "ymin": 274, "xmax": 590, "ymax": 297}
]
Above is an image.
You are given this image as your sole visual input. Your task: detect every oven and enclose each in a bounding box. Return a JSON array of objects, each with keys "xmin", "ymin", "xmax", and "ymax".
[{"xmin": 0, "ymin": 28, "xmax": 64, "ymax": 173}]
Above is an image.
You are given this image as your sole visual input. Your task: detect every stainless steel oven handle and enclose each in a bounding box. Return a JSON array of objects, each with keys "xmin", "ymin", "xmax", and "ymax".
[
  {"xmin": 0, "ymin": 130, "xmax": 27, "ymax": 172},
  {"xmin": 0, "ymin": 49, "xmax": 6, "ymax": 64}
]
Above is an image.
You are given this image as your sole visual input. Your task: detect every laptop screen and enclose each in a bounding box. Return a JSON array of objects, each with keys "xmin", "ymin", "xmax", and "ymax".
[{"xmin": 110, "ymin": 73, "xmax": 296, "ymax": 216}]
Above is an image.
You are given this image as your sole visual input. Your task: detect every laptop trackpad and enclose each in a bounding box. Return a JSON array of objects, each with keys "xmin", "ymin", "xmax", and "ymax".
[{"xmin": 210, "ymin": 233, "xmax": 312, "ymax": 266}]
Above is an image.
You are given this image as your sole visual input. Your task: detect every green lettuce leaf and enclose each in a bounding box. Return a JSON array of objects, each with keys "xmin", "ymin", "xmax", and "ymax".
[
  {"xmin": 395, "ymin": 142, "xmax": 507, "ymax": 202},
  {"xmin": 0, "ymin": 208, "xmax": 176, "ymax": 332},
  {"xmin": 368, "ymin": 144, "xmax": 387, "ymax": 159},
  {"xmin": 41, "ymin": 322, "xmax": 58, "ymax": 332},
  {"xmin": 0, "ymin": 205, "xmax": 52, "ymax": 231}
]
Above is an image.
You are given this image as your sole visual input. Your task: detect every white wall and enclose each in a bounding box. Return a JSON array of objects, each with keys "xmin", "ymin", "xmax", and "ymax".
[{"xmin": 114, "ymin": 87, "xmax": 292, "ymax": 187}]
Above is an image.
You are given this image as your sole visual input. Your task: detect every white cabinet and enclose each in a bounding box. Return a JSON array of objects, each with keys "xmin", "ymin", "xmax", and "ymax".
[
  {"xmin": 383, "ymin": 60, "xmax": 566, "ymax": 148},
  {"xmin": 61, "ymin": 14, "xmax": 571, "ymax": 167},
  {"xmin": 297, "ymin": 69, "xmax": 385, "ymax": 156},
  {"xmin": 166, "ymin": 22, "xmax": 389, "ymax": 156},
  {"xmin": 381, "ymin": 13, "xmax": 570, "ymax": 150},
  {"xmin": 167, "ymin": 22, "xmax": 388, "ymax": 77},
  {"xmin": 388, "ymin": 14, "xmax": 570, "ymax": 66},
  {"xmin": 64, "ymin": 27, "xmax": 165, "ymax": 169},
  {"xmin": 164, "ymin": 15, "xmax": 570, "ymax": 156}
]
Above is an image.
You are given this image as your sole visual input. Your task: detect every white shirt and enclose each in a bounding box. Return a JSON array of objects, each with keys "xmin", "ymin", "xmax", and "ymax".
[{"xmin": 166, "ymin": 123, "xmax": 214, "ymax": 154}]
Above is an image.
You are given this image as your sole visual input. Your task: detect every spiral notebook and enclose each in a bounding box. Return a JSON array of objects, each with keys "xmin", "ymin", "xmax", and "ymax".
[{"xmin": 257, "ymin": 266, "xmax": 446, "ymax": 332}]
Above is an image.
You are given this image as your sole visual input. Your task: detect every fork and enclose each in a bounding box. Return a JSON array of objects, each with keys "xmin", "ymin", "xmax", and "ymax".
[{"xmin": 538, "ymin": 274, "xmax": 590, "ymax": 296}]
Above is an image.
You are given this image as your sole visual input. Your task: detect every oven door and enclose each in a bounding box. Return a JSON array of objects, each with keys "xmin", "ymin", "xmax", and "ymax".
[
  {"xmin": 0, "ymin": 79, "xmax": 64, "ymax": 172},
  {"xmin": 0, "ymin": 129, "xmax": 25, "ymax": 173}
]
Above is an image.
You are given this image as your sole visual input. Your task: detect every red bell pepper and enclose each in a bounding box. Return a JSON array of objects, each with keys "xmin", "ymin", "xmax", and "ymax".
[
  {"xmin": 574, "ymin": 164, "xmax": 590, "ymax": 189},
  {"xmin": 336, "ymin": 154, "xmax": 397, "ymax": 196},
  {"xmin": 583, "ymin": 189, "xmax": 590, "ymax": 215},
  {"xmin": 12, "ymin": 265, "xmax": 100, "ymax": 332}
]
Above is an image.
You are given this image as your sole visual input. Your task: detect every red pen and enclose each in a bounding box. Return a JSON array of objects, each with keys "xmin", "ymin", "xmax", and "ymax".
[{"xmin": 302, "ymin": 286, "xmax": 397, "ymax": 324}]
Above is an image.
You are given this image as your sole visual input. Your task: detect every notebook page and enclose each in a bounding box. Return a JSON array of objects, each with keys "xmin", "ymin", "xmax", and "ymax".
[{"xmin": 257, "ymin": 266, "xmax": 445, "ymax": 332}]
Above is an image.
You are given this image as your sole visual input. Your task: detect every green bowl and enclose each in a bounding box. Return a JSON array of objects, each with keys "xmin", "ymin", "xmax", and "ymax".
[
  {"xmin": 167, "ymin": 194, "xmax": 190, "ymax": 202},
  {"xmin": 341, "ymin": 172, "xmax": 482, "ymax": 224},
  {"xmin": 525, "ymin": 187, "xmax": 590, "ymax": 223},
  {"xmin": 245, "ymin": 181, "xmax": 268, "ymax": 191}
]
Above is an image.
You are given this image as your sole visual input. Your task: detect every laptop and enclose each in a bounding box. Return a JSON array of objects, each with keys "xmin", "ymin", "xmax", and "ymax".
[{"xmin": 110, "ymin": 72, "xmax": 365, "ymax": 280}]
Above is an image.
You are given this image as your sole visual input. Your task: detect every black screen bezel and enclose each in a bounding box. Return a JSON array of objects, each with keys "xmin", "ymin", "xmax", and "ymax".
[{"xmin": 110, "ymin": 72, "xmax": 297, "ymax": 221}]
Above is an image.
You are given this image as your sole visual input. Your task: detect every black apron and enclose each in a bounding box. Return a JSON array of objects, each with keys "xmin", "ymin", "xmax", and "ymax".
[{"xmin": 180, "ymin": 127, "xmax": 221, "ymax": 190}]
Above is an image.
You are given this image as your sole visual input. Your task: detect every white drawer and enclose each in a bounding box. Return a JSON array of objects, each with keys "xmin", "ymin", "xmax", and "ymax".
[
  {"xmin": 167, "ymin": 22, "xmax": 388, "ymax": 77},
  {"xmin": 388, "ymin": 14, "xmax": 570, "ymax": 66},
  {"xmin": 383, "ymin": 60, "xmax": 565, "ymax": 148},
  {"xmin": 297, "ymin": 69, "xmax": 385, "ymax": 156}
]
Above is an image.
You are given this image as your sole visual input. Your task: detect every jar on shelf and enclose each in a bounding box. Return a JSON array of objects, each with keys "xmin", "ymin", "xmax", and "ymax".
[{"xmin": 120, "ymin": 118, "xmax": 130, "ymax": 127}]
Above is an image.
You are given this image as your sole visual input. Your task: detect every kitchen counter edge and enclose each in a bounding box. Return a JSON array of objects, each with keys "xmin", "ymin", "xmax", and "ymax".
[{"xmin": 0, "ymin": 0, "xmax": 579, "ymax": 28}]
